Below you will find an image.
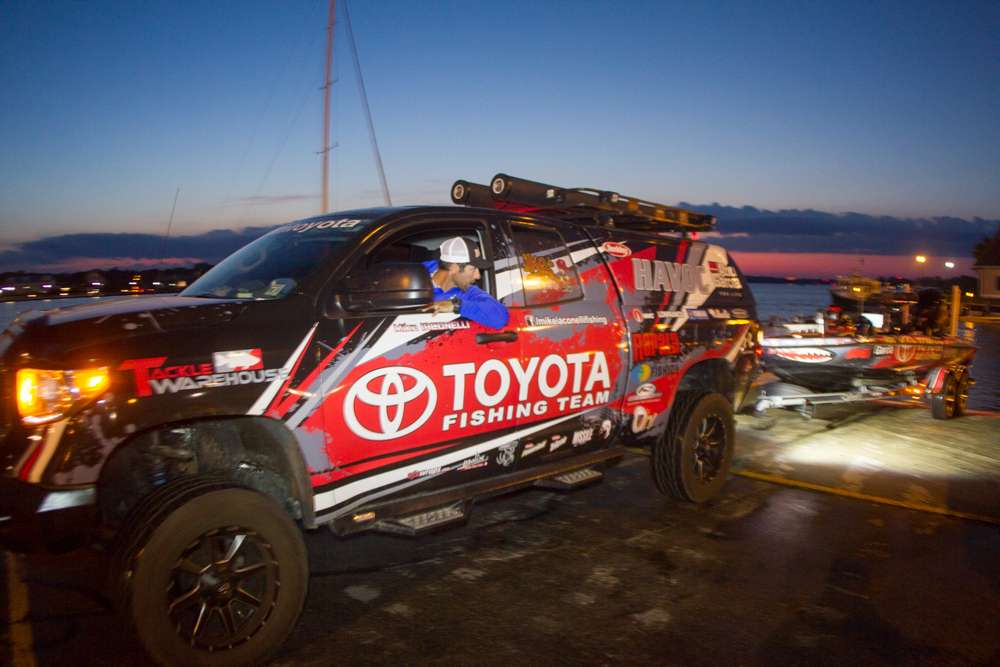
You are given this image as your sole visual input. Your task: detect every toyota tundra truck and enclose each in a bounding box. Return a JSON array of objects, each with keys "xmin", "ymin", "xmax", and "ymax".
[{"xmin": 0, "ymin": 173, "xmax": 759, "ymax": 665}]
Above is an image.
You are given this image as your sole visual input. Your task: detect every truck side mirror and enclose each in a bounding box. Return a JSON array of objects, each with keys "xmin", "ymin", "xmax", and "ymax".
[{"xmin": 333, "ymin": 262, "xmax": 434, "ymax": 314}]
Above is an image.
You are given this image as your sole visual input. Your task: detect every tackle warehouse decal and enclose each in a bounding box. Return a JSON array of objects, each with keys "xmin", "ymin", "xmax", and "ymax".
[
  {"xmin": 120, "ymin": 350, "xmax": 285, "ymax": 397},
  {"xmin": 342, "ymin": 352, "xmax": 613, "ymax": 442}
]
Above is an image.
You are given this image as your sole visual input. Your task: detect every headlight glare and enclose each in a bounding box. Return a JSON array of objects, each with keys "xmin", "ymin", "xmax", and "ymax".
[{"xmin": 16, "ymin": 367, "xmax": 110, "ymax": 425}]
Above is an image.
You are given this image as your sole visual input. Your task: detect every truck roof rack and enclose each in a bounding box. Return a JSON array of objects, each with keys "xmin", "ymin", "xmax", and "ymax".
[{"xmin": 450, "ymin": 173, "xmax": 716, "ymax": 232}]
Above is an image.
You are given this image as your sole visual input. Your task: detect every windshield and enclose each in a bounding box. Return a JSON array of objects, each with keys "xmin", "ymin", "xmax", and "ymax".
[{"xmin": 181, "ymin": 217, "xmax": 371, "ymax": 300}]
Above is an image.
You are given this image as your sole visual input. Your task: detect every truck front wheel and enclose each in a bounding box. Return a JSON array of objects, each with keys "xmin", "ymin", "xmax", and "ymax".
[
  {"xmin": 652, "ymin": 392, "xmax": 734, "ymax": 503},
  {"xmin": 111, "ymin": 481, "xmax": 308, "ymax": 666}
]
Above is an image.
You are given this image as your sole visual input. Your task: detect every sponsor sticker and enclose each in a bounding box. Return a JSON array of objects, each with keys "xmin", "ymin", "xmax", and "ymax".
[
  {"xmin": 632, "ymin": 406, "xmax": 657, "ymax": 433},
  {"xmin": 408, "ymin": 452, "xmax": 489, "ymax": 480},
  {"xmin": 391, "ymin": 320, "xmax": 471, "ymax": 333},
  {"xmin": 344, "ymin": 367, "xmax": 438, "ymax": 441},
  {"xmin": 571, "ymin": 428, "xmax": 594, "ymax": 446},
  {"xmin": 633, "ymin": 258, "xmax": 710, "ymax": 294},
  {"xmin": 600, "ymin": 419, "xmax": 613, "ymax": 438},
  {"xmin": 627, "ymin": 382, "xmax": 662, "ymax": 403},
  {"xmin": 496, "ymin": 442, "xmax": 517, "ymax": 467},
  {"xmin": 119, "ymin": 354, "xmax": 283, "ymax": 397},
  {"xmin": 600, "ymin": 241, "xmax": 631, "ymax": 258},
  {"xmin": 631, "ymin": 332, "xmax": 681, "ymax": 362},
  {"xmin": 342, "ymin": 352, "xmax": 613, "ymax": 440},
  {"xmin": 549, "ymin": 434, "xmax": 568, "ymax": 452},
  {"xmin": 281, "ymin": 218, "xmax": 365, "ymax": 233},
  {"xmin": 524, "ymin": 314, "xmax": 609, "ymax": 327},
  {"xmin": 522, "ymin": 440, "xmax": 548, "ymax": 457},
  {"xmin": 213, "ymin": 348, "xmax": 263, "ymax": 373}
]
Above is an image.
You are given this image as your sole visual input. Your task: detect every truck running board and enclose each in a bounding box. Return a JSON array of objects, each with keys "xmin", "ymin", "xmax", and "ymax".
[
  {"xmin": 535, "ymin": 467, "xmax": 604, "ymax": 491},
  {"xmin": 374, "ymin": 501, "xmax": 469, "ymax": 537}
]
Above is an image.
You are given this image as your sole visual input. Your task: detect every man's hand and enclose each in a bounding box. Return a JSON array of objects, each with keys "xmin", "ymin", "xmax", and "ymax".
[{"xmin": 424, "ymin": 300, "xmax": 455, "ymax": 314}]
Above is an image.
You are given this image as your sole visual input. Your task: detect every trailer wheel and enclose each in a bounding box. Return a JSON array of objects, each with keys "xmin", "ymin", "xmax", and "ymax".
[
  {"xmin": 652, "ymin": 393, "xmax": 734, "ymax": 503},
  {"xmin": 930, "ymin": 370, "xmax": 965, "ymax": 420},
  {"xmin": 952, "ymin": 369, "xmax": 970, "ymax": 418},
  {"xmin": 111, "ymin": 480, "xmax": 308, "ymax": 666}
]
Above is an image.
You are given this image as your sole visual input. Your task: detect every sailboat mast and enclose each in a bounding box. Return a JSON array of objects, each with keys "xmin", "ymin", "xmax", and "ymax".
[{"xmin": 321, "ymin": 0, "xmax": 336, "ymax": 214}]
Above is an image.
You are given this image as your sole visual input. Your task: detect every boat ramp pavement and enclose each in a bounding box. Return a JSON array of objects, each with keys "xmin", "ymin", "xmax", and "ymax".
[{"xmin": 735, "ymin": 398, "xmax": 1000, "ymax": 524}]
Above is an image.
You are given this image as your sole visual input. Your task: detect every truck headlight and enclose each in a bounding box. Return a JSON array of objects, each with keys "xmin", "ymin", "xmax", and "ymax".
[{"xmin": 16, "ymin": 367, "xmax": 110, "ymax": 425}]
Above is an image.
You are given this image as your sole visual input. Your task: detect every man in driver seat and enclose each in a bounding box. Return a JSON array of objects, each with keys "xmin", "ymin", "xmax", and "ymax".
[{"xmin": 423, "ymin": 237, "xmax": 509, "ymax": 329}]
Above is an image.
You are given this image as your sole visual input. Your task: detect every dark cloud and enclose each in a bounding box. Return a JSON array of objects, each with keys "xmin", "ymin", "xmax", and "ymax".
[
  {"xmin": 683, "ymin": 203, "xmax": 999, "ymax": 256},
  {"xmin": 0, "ymin": 227, "xmax": 274, "ymax": 272},
  {"xmin": 1, "ymin": 207, "xmax": 997, "ymax": 272}
]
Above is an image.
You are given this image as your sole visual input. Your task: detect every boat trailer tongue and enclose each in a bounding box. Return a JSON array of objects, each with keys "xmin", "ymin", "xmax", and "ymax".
[{"xmin": 753, "ymin": 377, "xmax": 916, "ymax": 415}]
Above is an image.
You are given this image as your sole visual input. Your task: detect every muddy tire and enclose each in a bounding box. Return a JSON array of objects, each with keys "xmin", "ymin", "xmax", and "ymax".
[
  {"xmin": 652, "ymin": 392, "xmax": 735, "ymax": 503},
  {"xmin": 110, "ymin": 479, "xmax": 308, "ymax": 666}
]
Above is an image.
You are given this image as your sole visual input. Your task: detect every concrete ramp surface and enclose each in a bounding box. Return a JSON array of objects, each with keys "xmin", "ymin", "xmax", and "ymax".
[{"xmin": 735, "ymin": 402, "xmax": 1000, "ymax": 523}]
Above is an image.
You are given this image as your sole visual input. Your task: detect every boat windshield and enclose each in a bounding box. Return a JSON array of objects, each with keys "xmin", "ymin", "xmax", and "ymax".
[{"xmin": 181, "ymin": 217, "xmax": 372, "ymax": 300}]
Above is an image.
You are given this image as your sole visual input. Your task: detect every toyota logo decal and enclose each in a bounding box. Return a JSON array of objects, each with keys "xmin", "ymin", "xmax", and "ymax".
[{"xmin": 344, "ymin": 367, "xmax": 437, "ymax": 440}]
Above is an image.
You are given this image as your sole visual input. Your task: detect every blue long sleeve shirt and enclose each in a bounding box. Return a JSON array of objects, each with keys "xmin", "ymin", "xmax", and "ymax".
[{"xmin": 423, "ymin": 261, "xmax": 510, "ymax": 329}]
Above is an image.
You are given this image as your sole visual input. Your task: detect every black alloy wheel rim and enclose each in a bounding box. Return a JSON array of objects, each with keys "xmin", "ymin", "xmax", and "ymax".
[
  {"xmin": 166, "ymin": 527, "xmax": 280, "ymax": 651},
  {"xmin": 693, "ymin": 413, "xmax": 727, "ymax": 482}
]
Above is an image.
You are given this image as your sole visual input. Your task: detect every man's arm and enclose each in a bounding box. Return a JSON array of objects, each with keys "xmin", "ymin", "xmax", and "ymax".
[{"xmin": 458, "ymin": 285, "xmax": 510, "ymax": 329}]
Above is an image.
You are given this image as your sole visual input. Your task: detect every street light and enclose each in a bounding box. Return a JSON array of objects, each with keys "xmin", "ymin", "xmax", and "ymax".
[
  {"xmin": 915, "ymin": 255, "xmax": 927, "ymax": 264},
  {"xmin": 944, "ymin": 261, "xmax": 955, "ymax": 269}
]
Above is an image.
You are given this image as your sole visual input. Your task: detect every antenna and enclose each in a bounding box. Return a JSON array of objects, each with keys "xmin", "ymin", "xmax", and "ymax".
[
  {"xmin": 344, "ymin": 0, "xmax": 391, "ymax": 206},
  {"xmin": 320, "ymin": 0, "xmax": 336, "ymax": 214},
  {"xmin": 164, "ymin": 186, "xmax": 180, "ymax": 258}
]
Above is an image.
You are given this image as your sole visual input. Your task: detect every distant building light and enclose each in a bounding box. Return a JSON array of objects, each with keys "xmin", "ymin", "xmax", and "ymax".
[
  {"xmin": 42, "ymin": 283, "xmax": 53, "ymax": 288},
  {"xmin": 965, "ymin": 291, "xmax": 975, "ymax": 298},
  {"xmin": 91, "ymin": 282, "xmax": 102, "ymax": 287},
  {"xmin": 152, "ymin": 281, "xmax": 162, "ymax": 286},
  {"xmin": 60, "ymin": 287, "xmax": 70, "ymax": 291},
  {"xmin": 915, "ymin": 255, "xmax": 927, "ymax": 264},
  {"xmin": 129, "ymin": 281, "xmax": 137, "ymax": 285},
  {"xmin": 1, "ymin": 286, "xmax": 13, "ymax": 291},
  {"xmin": 944, "ymin": 261, "xmax": 955, "ymax": 269}
]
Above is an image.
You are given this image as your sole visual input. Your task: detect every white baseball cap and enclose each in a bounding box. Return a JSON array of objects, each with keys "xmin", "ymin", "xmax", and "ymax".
[{"xmin": 439, "ymin": 237, "xmax": 490, "ymax": 269}]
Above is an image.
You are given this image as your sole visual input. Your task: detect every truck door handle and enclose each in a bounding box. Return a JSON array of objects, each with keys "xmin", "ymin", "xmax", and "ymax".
[{"xmin": 476, "ymin": 331, "xmax": 518, "ymax": 344}]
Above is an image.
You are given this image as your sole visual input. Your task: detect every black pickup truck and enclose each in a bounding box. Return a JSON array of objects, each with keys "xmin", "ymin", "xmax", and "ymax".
[{"xmin": 0, "ymin": 173, "xmax": 759, "ymax": 665}]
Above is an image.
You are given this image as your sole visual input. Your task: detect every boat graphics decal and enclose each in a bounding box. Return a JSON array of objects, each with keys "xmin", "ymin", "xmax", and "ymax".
[{"xmin": 772, "ymin": 347, "xmax": 834, "ymax": 363}]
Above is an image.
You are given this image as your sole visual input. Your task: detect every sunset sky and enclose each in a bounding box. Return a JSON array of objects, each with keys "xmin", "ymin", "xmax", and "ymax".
[{"xmin": 1, "ymin": 0, "xmax": 997, "ymax": 277}]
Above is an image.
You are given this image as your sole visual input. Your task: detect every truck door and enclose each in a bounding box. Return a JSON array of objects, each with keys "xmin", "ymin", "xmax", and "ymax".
[
  {"xmin": 502, "ymin": 217, "xmax": 629, "ymax": 467},
  {"xmin": 307, "ymin": 215, "xmax": 526, "ymax": 512}
]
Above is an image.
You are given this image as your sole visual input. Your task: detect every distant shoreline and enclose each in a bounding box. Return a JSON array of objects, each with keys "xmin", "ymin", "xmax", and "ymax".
[{"xmin": 1, "ymin": 291, "xmax": 181, "ymax": 304}]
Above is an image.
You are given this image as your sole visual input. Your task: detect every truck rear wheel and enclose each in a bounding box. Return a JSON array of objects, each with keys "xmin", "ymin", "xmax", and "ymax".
[
  {"xmin": 111, "ymin": 480, "xmax": 308, "ymax": 666},
  {"xmin": 652, "ymin": 392, "xmax": 734, "ymax": 503}
]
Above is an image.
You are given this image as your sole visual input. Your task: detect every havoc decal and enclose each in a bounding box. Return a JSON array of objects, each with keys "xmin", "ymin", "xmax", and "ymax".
[{"xmin": 632, "ymin": 258, "xmax": 710, "ymax": 294}]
